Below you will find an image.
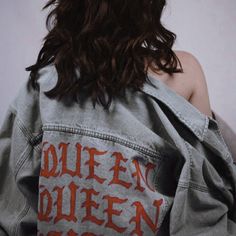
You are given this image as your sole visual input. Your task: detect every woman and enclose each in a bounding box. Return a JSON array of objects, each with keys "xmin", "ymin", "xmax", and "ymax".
[{"xmin": 0, "ymin": 0, "xmax": 235, "ymax": 235}]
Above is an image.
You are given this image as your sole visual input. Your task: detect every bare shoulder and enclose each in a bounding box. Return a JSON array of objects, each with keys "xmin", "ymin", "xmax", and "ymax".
[
  {"xmin": 174, "ymin": 50, "xmax": 205, "ymax": 79},
  {"xmin": 173, "ymin": 50, "xmax": 213, "ymax": 118},
  {"xmin": 150, "ymin": 50, "xmax": 197, "ymax": 101},
  {"xmin": 148, "ymin": 49, "xmax": 213, "ymax": 117},
  {"xmin": 173, "ymin": 50, "xmax": 203, "ymax": 98}
]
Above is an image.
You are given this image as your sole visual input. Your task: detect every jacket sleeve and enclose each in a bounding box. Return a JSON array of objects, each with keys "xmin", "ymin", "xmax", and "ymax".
[
  {"xmin": 0, "ymin": 80, "xmax": 42, "ymax": 236},
  {"xmin": 212, "ymin": 110, "xmax": 236, "ymax": 163},
  {"xmin": 169, "ymin": 116, "xmax": 236, "ymax": 236}
]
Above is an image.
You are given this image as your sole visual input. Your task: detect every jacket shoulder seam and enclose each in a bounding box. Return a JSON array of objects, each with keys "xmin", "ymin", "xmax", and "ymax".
[{"xmin": 9, "ymin": 104, "xmax": 42, "ymax": 148}]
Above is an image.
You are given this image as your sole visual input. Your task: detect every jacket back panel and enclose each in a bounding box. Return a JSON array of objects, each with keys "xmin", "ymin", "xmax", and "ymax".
[{"xmin": 1, "ymin": 65, "xmax": 236, "ymax": 236}]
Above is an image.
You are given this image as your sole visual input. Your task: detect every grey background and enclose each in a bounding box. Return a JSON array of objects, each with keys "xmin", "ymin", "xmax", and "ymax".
[{"xmin": 0, "ymin": 0, "xmax": 235, "ymax": 131}]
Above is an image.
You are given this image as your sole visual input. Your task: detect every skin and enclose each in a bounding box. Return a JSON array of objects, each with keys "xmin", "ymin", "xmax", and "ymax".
[{"xmin": 147, "ymin": 50, "xmax": 213, "ymax": 118}]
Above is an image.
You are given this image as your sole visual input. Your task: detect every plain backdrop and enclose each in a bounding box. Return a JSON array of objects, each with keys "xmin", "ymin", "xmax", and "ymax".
[{"xmin": 0, "ymin": 0, "xmax": 235, "ymax": 131}]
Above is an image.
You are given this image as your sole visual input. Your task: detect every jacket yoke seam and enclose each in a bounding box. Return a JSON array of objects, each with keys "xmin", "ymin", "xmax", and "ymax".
[{"xmin": 42, "ymin": 123, "xmax": 163, "ymax": 163}]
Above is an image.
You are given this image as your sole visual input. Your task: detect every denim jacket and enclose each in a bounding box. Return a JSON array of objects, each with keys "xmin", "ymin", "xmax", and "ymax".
[{"xmin": 0, "ymin": 65, "xmax": 236, "ymax": 236}]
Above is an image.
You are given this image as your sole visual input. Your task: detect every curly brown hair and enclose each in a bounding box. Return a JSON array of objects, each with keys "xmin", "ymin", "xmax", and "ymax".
[{"xmin": 26, "ymin": 0, "xmax": 183, "ymax": 109}]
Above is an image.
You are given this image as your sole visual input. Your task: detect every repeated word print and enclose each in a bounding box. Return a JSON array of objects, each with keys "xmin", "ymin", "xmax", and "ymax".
[{"xmin": 38, "ymin": 141, "xmax": 164, "ymax": 236}]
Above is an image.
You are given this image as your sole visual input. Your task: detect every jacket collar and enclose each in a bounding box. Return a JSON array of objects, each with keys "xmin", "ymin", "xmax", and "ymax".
[{"xmin": 141, "ymin": 74, "xmax": 210, "ymax": 142}]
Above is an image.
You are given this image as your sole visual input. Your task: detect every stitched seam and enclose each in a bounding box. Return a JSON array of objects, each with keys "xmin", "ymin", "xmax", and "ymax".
[
  {"xmin": 10, "ymin": 105, "xmax": 43, "ymax": 152},
  {"xmin": 180, "ymin": 141, "xmax": 210, "ymax": 193},
  {"xmin": 178, "ymin": 180, "xmax": 232, "ymax": 196},
  {"xmin": 12, "ymin": 144, "xmax": 35, "ymax": 235},
  {"xmin": 30, "ymin": 132, "xmax": 43, "ymax": 146},
  {"xmin": 178, "ymin": 181, "xmax": 209, "ymax": 192},
  {"xmin": 74, "ymin": 122, "xmax": 144, "ymax": 145},
  {"xmin": 17, "ymin": 116, "xmax": 43, "ymax": 152},
  {"xmin": 35, "ymin": 144, "xmax": 42, "ymax": 154},
  {"xmin": 42, "ymin": 123, "xmax": 162, "ymax": 162},
  {"xmin": 206, "ymin": 124, "xmax": 232, "ymax": 163},
  {"xmin": 5, "ymin": 109, "xmax": 36, "ymax": 235},
  {"xmin": 16, "ymin": 118, "xmax": 34, "ymax": 141},
  {"xmin": 215, "ymin": 128, "xmax": 231, "ymax": 162},
  {"xmin": 179, "ymin": 141, "xmax": 231, "ymax": 193},
  {"xmin": 14, "ymin": 120, "xmax": 42, "ymax": 175},
  {"xmin": 184, "ymin": 140, "xmax": 193, "ymax": 183},
  {"xmin": 12, "ymin": 200, "xmax": 30, "ymax": 236},
  {"xmin": 202, "ymin": 117, "xmax": 209, "ymax": 141},
  {"xmin": 14, "ymin": 144, "xmax": 32, "ymax": 178},
  {"xmin": 30, "ymin": 132, "xmax": 43, "ymax": 153}
]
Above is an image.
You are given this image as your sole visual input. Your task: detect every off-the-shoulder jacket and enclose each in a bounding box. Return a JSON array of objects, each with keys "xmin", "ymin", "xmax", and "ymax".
[{"xmin": 0, "ymin": 65, "xmax": 235, "ymax": 236}]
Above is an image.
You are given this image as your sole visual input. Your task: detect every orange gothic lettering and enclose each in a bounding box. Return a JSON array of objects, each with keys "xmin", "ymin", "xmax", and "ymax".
[
  {"xmin": 67, "ymin": 229, "xmax": 78, "ymax": 236},
  {"xmin": 47, "ymin": 232, "xmax": 62, "ymax": 236},
  {"xmin": 80, "ymin": 188, "xmax": 105, "ymax": 226},
  {"xmin": 38, "ymin": 185, "xmax": 53, "ymax": 222},
  {"xmin": 108, "ymin": 151, "xmax": 132, "ymax": 189},
  {"xmin": 40, "ymin": 142, "xmax": 60, "ymax": 178},
  {"xmin": 59, "ymin": 142, "xmax": 83, "ymax": 178},
  {"xmin": 130, "ymin": 198, "xmax": 163, "ymax": 235},
  {"xmin": 53, "ymin": 181, "xmax": 79, "ymax": 224},
  {"xmin": 83, "ymin": 146, "xmax": 108, "ymax": 184},
  {"xmin": 131, "ymin": 159, "xmax": 156, "ymax": 192},
  {"xmin": 103, "ymin": 194, "xmax": 128, "ymax": 233}
]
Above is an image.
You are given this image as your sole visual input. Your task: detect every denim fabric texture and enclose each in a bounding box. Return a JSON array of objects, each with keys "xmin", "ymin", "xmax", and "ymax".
[{"xmin": 0, "ymin": 65, "xmax": 235, "ymax": 236}]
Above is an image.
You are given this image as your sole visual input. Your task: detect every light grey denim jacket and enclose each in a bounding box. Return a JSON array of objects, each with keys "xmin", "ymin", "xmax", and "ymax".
[{"xmin": 0, "ymin": 65, "xmax": 236, "ymax": 236}]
